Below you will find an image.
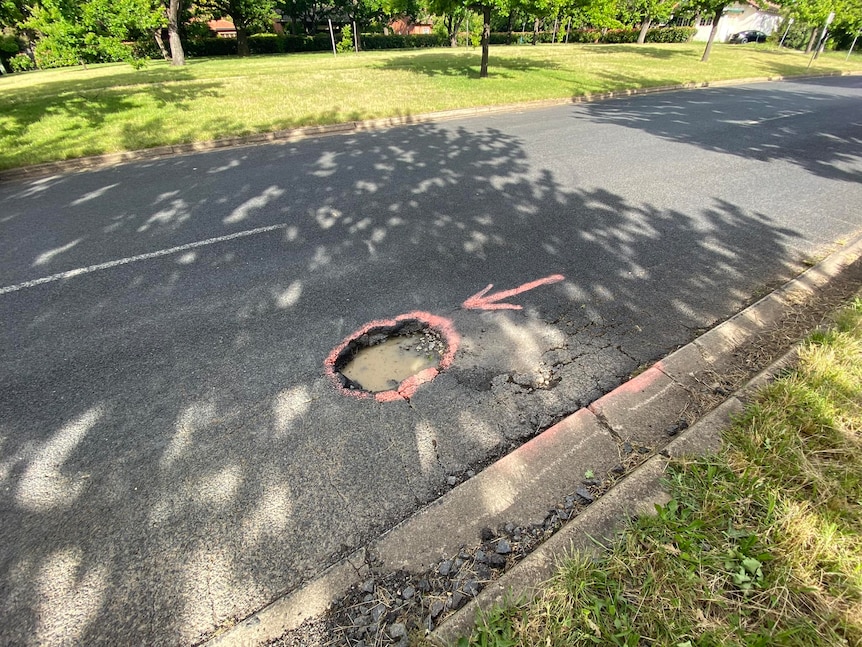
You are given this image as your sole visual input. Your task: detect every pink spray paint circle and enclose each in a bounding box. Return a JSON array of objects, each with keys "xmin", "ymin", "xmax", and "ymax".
[{"xmin": 324, "ymin": 311, "xmax": 460, "ymax": 402}]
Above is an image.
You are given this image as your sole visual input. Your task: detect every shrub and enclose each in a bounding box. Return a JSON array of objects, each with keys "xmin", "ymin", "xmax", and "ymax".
[
  {"xmin": 645, "ymin": 26, "xmax": 697, "ymax": 43},
  {"xmin": 602, "ymin": 28, "xmax": 639, "ymax": 43},
  {"xmin": 10, "ymin": 53, "xmax": 35, "ymax": 72},
  {"xmin": 336, "ymin": 25, "xmax": 353, "ymax": 53},
  {"xmin": 185, "ymin": 37, "xmax": 237, "ymax": 57},
  {"xmin": 359, "ymin": 33, "xmax": 444, "ymax": 49}
]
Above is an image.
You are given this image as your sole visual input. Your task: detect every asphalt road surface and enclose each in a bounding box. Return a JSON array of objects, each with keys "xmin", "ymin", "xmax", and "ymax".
[{"xmin": 1, "ymin": 75, "xmax": 861, "ymax": 645}]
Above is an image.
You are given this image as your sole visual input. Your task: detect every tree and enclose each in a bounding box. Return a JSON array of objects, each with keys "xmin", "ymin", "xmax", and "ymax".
[
  {"xmin": 167, "ymin": 0, "xmax": 184, "ymax": 64},
  {"xmin": 25, "ymin": 0, "xmax": 163, "ymax": 67},
  {"xmin": 687, "ymin": 0, "xmax": 731, "ymax": 61},
  {"xmin": 625, "ymin": 0, "xmax": 674, "ymax": 43},
  {"xmin": 199, "ymin": 0, "xmax": 276, "ymax": 55}
]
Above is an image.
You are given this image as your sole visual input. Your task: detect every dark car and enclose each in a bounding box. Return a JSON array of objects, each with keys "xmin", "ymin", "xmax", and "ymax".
[{"xmin": 728, "ymin": 30, "xmax": 768, "ymax": 44}]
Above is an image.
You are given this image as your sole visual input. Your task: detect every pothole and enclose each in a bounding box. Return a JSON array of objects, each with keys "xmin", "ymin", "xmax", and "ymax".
[
  {"xmin": 325, "ymin": 311, "xmax": 460, "ymax": 402},
  {"xmin": 340, "ymin": 329, "xmax": 445, "ymax": 392}
]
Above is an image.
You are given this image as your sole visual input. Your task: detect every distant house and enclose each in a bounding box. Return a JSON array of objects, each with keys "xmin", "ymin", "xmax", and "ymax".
[
  {"xmin": 691, "ymin": 1, "xmax": 782, "ymax": 42},
  {"xmin": 387, "ymin": 18, "xmax": 433, "ymax": 36},
  {"xmin": 207, "ymin": 19, "xmax": 237, "ymax": 38}
]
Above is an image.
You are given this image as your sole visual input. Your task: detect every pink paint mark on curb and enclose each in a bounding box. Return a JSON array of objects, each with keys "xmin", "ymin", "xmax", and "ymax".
[{"xmin": 324, "ymin": 311, "xmax": 460, "ymax": 402}]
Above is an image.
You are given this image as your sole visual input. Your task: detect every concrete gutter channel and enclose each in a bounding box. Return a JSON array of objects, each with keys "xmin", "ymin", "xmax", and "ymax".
[
  {"xmin": 2, "ymin": 70, "xmax": 860, "ymax": 184},
  {"xmin": 205, "ymin": 234, "xmax": 862, "ymax": 647}
]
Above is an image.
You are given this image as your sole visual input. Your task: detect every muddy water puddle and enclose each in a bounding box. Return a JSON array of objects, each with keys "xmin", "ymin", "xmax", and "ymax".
[{"xmin": 339, "ymin": 331, "xmax": 444, "ymax": 393}]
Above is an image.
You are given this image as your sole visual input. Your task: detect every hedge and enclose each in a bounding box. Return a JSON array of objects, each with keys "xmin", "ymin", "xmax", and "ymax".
[
  {"xmin": 182, "ymin": 26, "xmax": 695, "ymax": 60},
  {"xmin": 488, "ymin": 26, "xmax": 694, "ymax": 45},
  {"xmin": 359, "ymin": 33, "xmax": 446, "ymax": 49}
]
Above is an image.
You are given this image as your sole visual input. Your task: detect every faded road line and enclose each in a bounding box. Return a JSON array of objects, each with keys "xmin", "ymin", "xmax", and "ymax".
[{"xmin": 0, "ymin": 223, "xmax": 289, "ymax": 296}]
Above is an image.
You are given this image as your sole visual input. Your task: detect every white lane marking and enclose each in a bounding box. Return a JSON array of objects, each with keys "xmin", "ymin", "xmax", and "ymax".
[
  {"xmin": 724, "ymin": 109, "xmax": 813, "ymax": 126},
  {"xmin": 0, "ymin": 223, "xmax": 289, "ymax": 296}
]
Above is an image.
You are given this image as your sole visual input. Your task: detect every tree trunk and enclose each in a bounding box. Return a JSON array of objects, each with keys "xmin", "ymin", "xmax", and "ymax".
[
  {"xmin": 551, "ymin": 15, "xmax": 559, "ymax": 43},
  {"xmin": 168, "ymin": 0, "xmax": 185, "ymax": 66},
  {"xmin": 700, "ymin": 7, "xmax": 723, "ymax": 62},
  {"xmin": 480, "ymin": 5, "xmax": 491, "ymax": 77},
  {"xmin": 637, "ymin": 18, "xmax": 651, "ymax": 44},
  {"xmin": 237, "ymin": 26, "xmax": 250, "ymax": 56},
  {"xmin": 532, "ymin": 17, "xmax": 540, "ymax": 45},
  {"xmin": 154, "ymin": 29, "xmax": 170, "ymax": 60},
  {"xmin": 447, "ymin": 13, "xmax": 464, "ymax": 47},
  {"xmin": 805, "ymin": 26, "xmax": 818, "ymax": 52}
]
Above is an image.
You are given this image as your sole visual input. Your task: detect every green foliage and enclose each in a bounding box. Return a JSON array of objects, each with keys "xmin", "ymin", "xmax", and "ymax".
[
  {"xmin": 360, "ymin": 32, "xmax": 445, "ymax": 47},
  {"xmin": 645, "ymin": 26, "xmax": 696, "ymax": 42},
  {"xmin": 25, "ymin": 0, "xmax": 163, "ymax": 68},
  {"xmin": 336, "ymin": 23, "xmax": 353, "ymax": 52},
  {"xmin": 185, "ymin": 36, "xmax": 238, "ymax": 55},
  {"xmin": 0, "ymin": 32, "xmax": 18, "ymax": 56},
  {"xmin": 487, "ymin": 26, "xmax": 693, "ymax": 43},
  {"xmin": 9, "ymin": 51, "xmax": 33, "ymax": 70}
]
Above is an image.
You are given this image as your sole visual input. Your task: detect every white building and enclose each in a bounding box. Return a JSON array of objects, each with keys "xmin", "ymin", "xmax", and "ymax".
[{"xmin": 691, "ymin": 1, "xmax": 783, "ymax": 42}]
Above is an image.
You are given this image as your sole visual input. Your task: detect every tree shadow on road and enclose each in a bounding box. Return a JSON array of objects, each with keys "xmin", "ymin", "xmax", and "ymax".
[
  {"xmin": 575, "ymin": 76, "xmax": 862, "ymax": 184},
  {"xmin": 0, "ymin": 119, "xmax": 809, "ymax": 646}
]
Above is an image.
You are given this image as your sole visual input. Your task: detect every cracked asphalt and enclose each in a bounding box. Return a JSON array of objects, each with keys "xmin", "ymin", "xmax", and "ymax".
[{"xmin": 1, "ymin": 75, "xmax": 861, "ymax": 645}]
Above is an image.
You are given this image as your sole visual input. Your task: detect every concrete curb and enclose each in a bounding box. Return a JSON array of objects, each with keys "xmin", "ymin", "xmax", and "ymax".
[
  {"xmin": 3, "ymin": 70, "xmax": 860, "ymax": 184},
  {"xmin": 202, "ymin": 233, "xmax": 862, "ymax": 647}
]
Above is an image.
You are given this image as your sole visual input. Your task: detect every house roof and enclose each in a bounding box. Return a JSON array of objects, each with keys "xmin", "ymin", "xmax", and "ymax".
[{"xmin": 207, "ymin": 19, "xmax": 236, "ymax": 32}]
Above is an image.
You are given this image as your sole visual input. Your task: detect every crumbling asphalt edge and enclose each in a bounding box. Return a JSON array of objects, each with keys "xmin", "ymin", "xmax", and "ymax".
[{"xmin": 202, "ymin": 233, "xmax": 862, "ymax": 647}]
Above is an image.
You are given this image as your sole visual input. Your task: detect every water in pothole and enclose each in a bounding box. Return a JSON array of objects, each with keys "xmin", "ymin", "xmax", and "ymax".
[{"xmin": 339, "ymin": 331, "xmax": 444, "ymax": 392}]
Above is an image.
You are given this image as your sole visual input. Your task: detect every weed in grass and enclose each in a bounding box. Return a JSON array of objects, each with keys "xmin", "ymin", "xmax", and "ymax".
[{"xmin": 462, "ymin": 297, "xmax": 862, "ymax": 647}]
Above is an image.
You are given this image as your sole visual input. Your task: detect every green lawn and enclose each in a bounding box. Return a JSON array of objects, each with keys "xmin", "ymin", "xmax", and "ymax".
[
  {"xmin": 1, "ymin": 43, "xmax": 861, "ymax": 171},
  {"xmin": 462, "ymin": 297, "xmax": 862, "ymax": 647}
]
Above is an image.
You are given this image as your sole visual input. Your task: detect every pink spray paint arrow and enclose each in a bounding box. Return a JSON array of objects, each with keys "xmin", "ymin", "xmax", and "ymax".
[{"xmin": 462, "ymin": 274, "xmax": 565, "ymax": 311}]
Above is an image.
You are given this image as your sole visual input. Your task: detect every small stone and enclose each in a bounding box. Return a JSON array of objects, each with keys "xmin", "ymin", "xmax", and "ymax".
[
  {"xmin": 476, "ymin": 565, "xmax": 492, "ymax": 580},
  {"xmin": 611, "ymin": 463, "xmax": 625, "ymax": 475},
  {"xmin": 504, "ymin": 522, "xmax": 515, "ymax": 535},
  {"xmin": 430, "ymin": 600, "xmax": 445, "ymax": 618},
  {"xmin": 389, "ymin": 623, "xmax": 407, "ymax": 639},
  {"xmin": 496, "ymin": 539, "xmax": 511, "ymax": 554},
  {"xmin": 678, "ymin": 420, "xmax": 689, "ymax": 431},
  {"xmin": 488, "ymin": 553, "xmax": 506, "ymax": 569},
  {"xmin": 446, "ymin": 475, "xmax": 457, "ymax": 486},
  {"xmin": 637, "ymin": 446, "xmax": 651, "ymax": 454},
  {"xmin": 418, "ymin": 578, "xmax": 431, "ymax": 593},
  {"xmin": 449, "ymin": 592, "xmax": 466, "ymax": 610},
  {"xmin": 622, "ymin": 442, "xmax": 633, "ymax": 456},
  {"xmin": 480, "ymin": 527, "xmax": 494, "ymax": 541},
  {"xmin": 352, "ymin": 613, "xmax": 370, "ymax": 627},
  {"xmin": 513, "ymin": 532, "xmax": 521, "ymax": 542},
  {"xmin": 439, "ymin": 560, "xmax": 453, "ymax": 576},
  {"xmin": 474, "ymin": 549, "xmax": 487, "ymax": 564},
  {"xmin": 453, "ymin": 557, "xmax": 464, "ymax": 570},
  {"xmin": 361, "ymin": 578, "xmax": 375, "ymax": 594},
  {"xmin": 371, "ymin": 604, "xmax": 386, "ymax": 624},
  {"xmin": 565, "ymin": 495, "xmax": 576, "ymax": 508},
  {"xmin": 558, "ymin": 509, "xmax": 571, "ymax": 520},
  {"xmin": 463, "ymin": 580, "xmax": 480, "ymax": 596},
  {"xmin": 576, "ymin": 487, "xmax": 595, "ymax": 503},
  {"xmin": 665, "ymin": 423, "xmax": 680, "ymax": 437},
  {"xmin": 466, "ymin": 469, "xmax": 475, "ymax": 478},
  {"xmin": 582, "ymin": 478, "xmax": 600, "ymax": 486},
  {"xmin": 363, "ymin": 593, "xmax": 374, "ymax": 603},
  {"xmin": 402, "ymin": 586, "xmax": 415, "ymax": 600}
]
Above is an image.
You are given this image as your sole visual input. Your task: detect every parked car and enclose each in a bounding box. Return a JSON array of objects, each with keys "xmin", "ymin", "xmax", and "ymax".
[{"xmin": 728, "ymin": 30, "xmax": 768, "ymax": 44}]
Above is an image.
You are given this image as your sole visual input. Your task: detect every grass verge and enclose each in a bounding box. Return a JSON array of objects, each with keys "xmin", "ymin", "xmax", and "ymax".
[
  {"xmin": 2, "ymin": 43, "xmax": 862, "ymax": 171},
  {"xmin": 460, "ymin": 296, "xmax": 862, "ymax": 647}
]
